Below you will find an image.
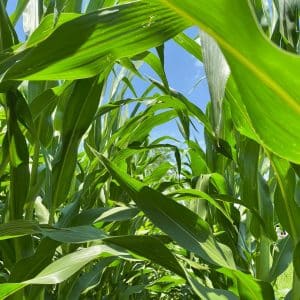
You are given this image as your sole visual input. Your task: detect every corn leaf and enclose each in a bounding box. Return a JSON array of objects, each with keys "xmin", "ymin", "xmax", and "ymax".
[{"xmin": 159, "ymin": 0, "xmax": 300, "ymax": 163}]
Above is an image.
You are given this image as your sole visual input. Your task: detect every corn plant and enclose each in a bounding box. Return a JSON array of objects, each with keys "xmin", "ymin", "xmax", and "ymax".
[{"xmin": 0, "ymin": 0, "xmax": 299, "ymax": 299}]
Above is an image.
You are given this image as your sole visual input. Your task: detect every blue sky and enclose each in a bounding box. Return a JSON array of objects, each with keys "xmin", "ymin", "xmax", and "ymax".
[{"xmin": 6, "ymin": 2, "xmax": 209, "ymax": 145}]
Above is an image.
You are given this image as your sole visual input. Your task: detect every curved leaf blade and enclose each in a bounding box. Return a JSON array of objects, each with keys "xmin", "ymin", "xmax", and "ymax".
[
  {"xmin": 159, "ymin": 0, "xmax": 300, "ymax": 163},
  {"xmin": 96, "ymin": 153, "xmax": 236, "ymax": 269}
]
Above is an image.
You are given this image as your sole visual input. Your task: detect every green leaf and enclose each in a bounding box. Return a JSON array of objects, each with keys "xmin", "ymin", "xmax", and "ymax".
[
  {"xmin": 25, "ymin": 245, "xmax": 103, "ymax": 285},
  {"xmin": 185, "ymin": 271, "xmax": 238, "ymax": 300},
  {"xmin": 3, "ymin": 1, "xmax": 189, "ymax": 81},
  {"xmin": 167, "ymin": 189, "xmax": 234, "ymax": 224},
  {"xmin": 225, "ymin": 77, "xmax": 259, "ymax": 142},
  {"xmin": 93, "ymin": 207, "xmax": 139, "ymax": 223},
  {"xmin": 0, "ymin": 283, "xmax": 26, "ymax": 300},
  {"xmin": 271, "ymin": 154, "xmax": 300, "ymax": 242},
  {"xmin": 25, "ymin": 13, "xmax": 79, "ymax": 48},
  {"xmin": 0, "ymin": 0, "xmax": 18, "ymax": 50},
  {"xmin": 41, "ymin": 225, "xmax": 107, "ymax": 243},
  {"xmin": 143, "ymin": 162, "xmax": 172, "ymax": 184},
  {"xmin": 219, "ymin": 268, "xmax": 275, "ymax": 300},
  {"xmin": 6, "ymin": 90, "xmax": 30, "ymax": 219},
  {"xmin": 0, "ymin": 245, "xmax": 131, "ymax": 298},
  {"xmin": 105, "ymin": 235, "xmax": 186, "ymax": 278},
  {"xmin": 50, "ymin": 76, "xmax": 104, "ymax": 218},
  {"xmin": 133, "ymin": 51, "xmax": 169, "ymax": 90},
  {"xmin": 159, "ymin": 0, "xmax": 300, "ymax": 163},
  {"xmin": 269, "ymin": 236, "xmax": 293, "ymax": 282},
  {"xmin": 174, "ymin": 32, "xmax": 202, "ymax": 61},
  {"xmin": 257, "ymin": 175, "xmax": 277, "ymax": 241},
  {"xmin": 0, "ymin": 220, "xmax": 107, "ymax": 243},
  {"xmin": 294, "ymin": 241, "xmax": 300, "ymax": 278},
  {"xmin": 151, "ymin": 82, "xmax": 213, "ymax": 135},
  {"xmin": 66, "ymin": 257, "xmax": 115, "ymax": 299},
  {"xmin": 0, "ymin": 220, "xmax": 40, "ymax": 240},
  {"xmin": 96, "ymin": 153, "xmax": 236, "ymax": 269},
  {"xmin": 238, "ymin": 132, "xmax": 260, "ymax": 210}
]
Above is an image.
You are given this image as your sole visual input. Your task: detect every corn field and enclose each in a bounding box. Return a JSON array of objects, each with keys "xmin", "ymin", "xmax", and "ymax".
[{"xmin": 0, "ymin": 0, "xmax": 300, "ymax": 299}]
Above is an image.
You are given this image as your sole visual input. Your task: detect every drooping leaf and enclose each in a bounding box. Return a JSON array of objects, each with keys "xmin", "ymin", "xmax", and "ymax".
[
  {"xmin": 66, "ymin": 257, "xmax": 115, "ymax": 299},
  {"xmin": 2, "ymin": 1, "xmax": 190, "ymax": 81},
  {"xmin": 185, "ymin": 270, "xmax": 238, "ymax": 300},
  {"xmin": 0, "ymin": 245, "xmax": 132, "ymax": 298},
  {"xmin": 0, "ymin": 220, "xmax": 40, "ymax": 240},
  {"xmin": 158, "ymin": 0, "xmax": 300, "ymax": 163},
  {"xmin": 219, "ymin": 268, "xmax": 275, "ymax": 300},
  {"xmin": 105, "ymin": 235, "xmax": 186, "ymax": 278},
  {"xmin": 96, "ymin": 153, "xmax": 236, "ymax": 269}
]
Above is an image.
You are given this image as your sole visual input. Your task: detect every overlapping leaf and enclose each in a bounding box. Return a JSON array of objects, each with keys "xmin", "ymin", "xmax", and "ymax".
[
  {"xmin": 159, "ymin": 0, "xmax": 300, "ymax": 163},
  {"xmin": 1, "ymin": 1, "xmax": 190, "ymax": 81},
  {"xmin": 96, "ymin": 153, "xmax": 236, "ymax": 269}
]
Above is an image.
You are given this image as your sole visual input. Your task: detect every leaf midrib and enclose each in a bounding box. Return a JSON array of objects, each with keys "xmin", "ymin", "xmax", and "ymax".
[
  {"xmin": 159, "ymin": 0, "xmax": 300, "ymax": 115},
  {"xmin": 136, "ymin": 190, "xmax": 233, "ymax": 268}
]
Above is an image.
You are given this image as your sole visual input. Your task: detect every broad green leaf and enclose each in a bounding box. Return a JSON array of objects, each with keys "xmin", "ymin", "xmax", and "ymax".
[
  {"xmin": 63, "ymin": 0, "xmax": 83, "ymax": 13},
  {"xmin": 294, "ymin": 241, "xmax": 300, "ymax": 278},
  {"xmin": 25, "ymin": 245, "xmax": 104, "ymax": 285},
  {"xmin": 185, "ymin": 271, "xmax": 238, "ymax": 300},
  {"xmin": 66, "ymin": 257, "xmax": 115, "ymax": 299},
  {"xmin": 0, "ymin": 283, "xmax": 26, "ymax": 300},
  {"xmin": 29, "ymin": 83, "xmax": 68, "ymax": 120},
  {"xmin": 0, "ymin": 1, "xmax": 18, "ymax": 50},
  {"xmin": 105, "ymin": 235, "xmax": 186, "ymax": 278},
  {"xmin": 71, "ymin": 206, "xmax": 138, "ymax": 226},
  {"xmin": 0, "ymin": 245, "xmax": 131, "ymax": 298},
  {"xmin": 93, "ymin": 207, "xmax": 139, "ymax": 223},
  {"xmin": 0, "ymin": 220, "xmax": 107, "ymax": 243},
  {"xmin": 25, "ymin": 13, "xmax": 79, "ymax": 48},
  {"xmin": 2, "ymin": 1, "xmax": 190, "ymax": 81},
  {"xmin": 159, "ymin": 0, "xmax": 300, "ymax": 163},
  {"xmin": 50, "ymin": 76, "xmax": 104, "ymax": 218},
  {"xmin": 174, "ymin": 32, "xmax": 202, "ymax": 61},
  {"xmin": 187, "ymin": 140, "xmax": 209, "ymax": 176},
  {"xmin": 143, "ymin": 162, "xmax": 172, "ymax": 184},
  {"xmin": 147, "ymin": 275, "xmax": 185, "ymax": 293},
  {"xmin": 85, "ymin": 0, "xmax": 106, "ymax": 13},
  {"xmin": 9, "ymin": 238, "xmax": 60, "ymax": 282},
  {"xmin": 271, "ymin": 155, "xmax": 300, "ymax": 243},
  {"xmin": 167, "ymin": 189, "xmax": 233, "ymax": 224},
  {"xmin": 0, "ymin": 220, "xmax": 40, "ymax": 240},
  {"xmin": 239, "ymin": 138, "xmax": 259, "ymax": 210},
  {"xmin": 6, "ymin": 90, "xmax": 30, "ymax": 218},
  {"xmin": 256, "ymin": 175, "xmax": 277, "ymax": 241},
  {"xmin": 269, "ymin": 236, "xmax": 293, "ymax": 282},
  {"xmin": 97, "ymin": 153, "xmax": 236, "ymax": 269},
  {"xmin": 225, "ymin": 77, "xmax": 259, "ymax": 142},
  {"xmin": 219, "ymin": 268, "xmax": 275, "ymax": 300},
  {"xmin": 41, "ymin": 225, "xmax": 107, "ymax": 243}
]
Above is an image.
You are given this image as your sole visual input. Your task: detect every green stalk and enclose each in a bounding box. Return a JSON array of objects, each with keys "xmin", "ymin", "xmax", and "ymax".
[{"xmin": 255, "ymin": 235, "xmax": 271, "ymax": 281}]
